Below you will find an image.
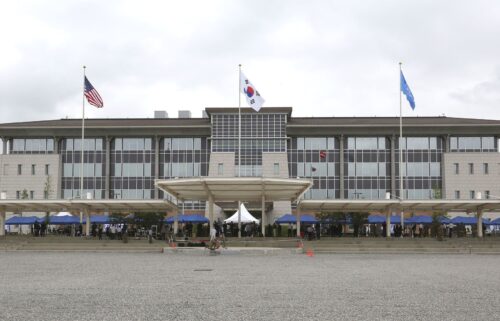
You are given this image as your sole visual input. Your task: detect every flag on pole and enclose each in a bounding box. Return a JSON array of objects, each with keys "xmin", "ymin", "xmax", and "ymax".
[
  {"xmin": 84, "ymin": 76, "xmax": 104, "ymax": 108},
  {"xmin": 400, "ymin": 71, "xmax": 415, "ymax": 110},
  {"xmin": 240, "ymin": 72, "xmax": 265, "ymax": 112}
]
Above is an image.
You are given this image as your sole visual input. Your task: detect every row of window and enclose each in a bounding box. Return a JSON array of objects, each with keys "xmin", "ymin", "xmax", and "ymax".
[
  {"xmin": 453, "ymin": 162, "xmax": 492, "ymax": 175},
  {"xmin": 11, "ymin": 164, "xmax": 50, "ymax": 176},
  {"xmin": 5, "ymin": 136, "xmax": 497, "ymax": 154},
  {"xmin": 15, "ymin": 190, "xmax": 49, "ymax": 199},
  {"xmin": 454, "ymin": 190, "xmax": 491, "ymax": 199}
]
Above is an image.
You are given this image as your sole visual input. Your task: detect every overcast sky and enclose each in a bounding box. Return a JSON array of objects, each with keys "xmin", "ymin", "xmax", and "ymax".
[{"xmin": 1, "ymin": 0, "xmax": 500, "ymax": 123}]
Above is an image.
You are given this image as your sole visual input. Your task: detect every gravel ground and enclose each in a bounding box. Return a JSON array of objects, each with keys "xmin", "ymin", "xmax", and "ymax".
[{"xmin": 0, "ymin": 252, "xmax": 499, "ymax": 321}]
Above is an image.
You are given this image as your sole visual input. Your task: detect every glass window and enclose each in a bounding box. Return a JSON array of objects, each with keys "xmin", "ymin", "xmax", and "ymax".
[
  {"xmin": 406, "ymin": 137, "xmax": 429, "ymax": 149},
  {"xmin": 96, "ymin": 139, "xmax": 103, "ymax": 151},
  {"xmin": 17, "ymin": 164, "xmax": 22, "ymax": 175},
  {"xmin": 273, "ymin": 163, "xmax": 279, "ymax": 175},
  {"xmin": 485, "ymin": 190, "xmax": 490, "ymax": 199},
  {"xmin": 114, "ymin": 138, "xmax": 122, "ymax": 151},
  {"xmin": 45, "ymin": 164, "xmax": 49, "ymax": 175},
  {"xmin": 356, "ymin": 138, "xmax": 378, "ymax": 150},
  {"xmin": 430, "ymin": 163, "xmax": 440, "ymax": 176},
  {"xmin": 16, "ymin": 191, "xmax": 20, "ymax": 199},
  {"xmin": 304, "ymin": 138, "xmax": 327, "ymax": 150},
  {"xmin": 218, "ymin": 163, "xmax": 224, "ymax": 176},
  {"xmin": 347, "ymin": 137, "xmax": 356, "ymax": 149},
  {"xmin": 468, "ymin": 163, "xmax": 474, "ymax": 174},
  {"xmin": 13, "ymin": 139, "xmax": 24, "ymax": 151},
  {"xmin": 453, "ymin": 163, "xmax": 459, "ymax": 174},
  {"xmin": 470, "ymin": 190, "xmax": 475, "ymax": 199},
  {"xmin": 63, "ymin": 164, "xmax": 73, "ymax": 177},
  {"xmin": 481, "ymin": 137, "xmax": 495, "ymax": 150},
  {"xmin": 66, "ymin": 139, "xmax": 74, "ymax": 151},
  {"xmin": 31, "ymin": 164, "xmax": 35, "ymax": 175},
  {"xmin": 483, "ymin": 163, "xmax": 489, "ymax": 174},
  {"xmin": 30, "ymin": 191, "xmax": 34, "ymax": 199}
]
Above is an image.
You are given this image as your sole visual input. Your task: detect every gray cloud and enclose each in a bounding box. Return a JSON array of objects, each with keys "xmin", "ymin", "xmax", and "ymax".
[{"xmin": 1, "ymin": 0, "xmax": 500, "ymax": 122}]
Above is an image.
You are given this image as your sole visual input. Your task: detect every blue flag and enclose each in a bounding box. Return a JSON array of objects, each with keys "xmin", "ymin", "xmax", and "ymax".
[{"xmin": 400, "ymin": 70, "xmax": 415, "ymax": 110}]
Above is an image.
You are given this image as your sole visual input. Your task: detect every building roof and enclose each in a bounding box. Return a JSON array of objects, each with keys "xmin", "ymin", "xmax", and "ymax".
[
  {"xmin": 155, "ymin": 177, "xmax": 312, "ymax": 202},
  {"xmin": 0, "ymin": 108, "xmax": 499, "ymax": 137},
  {"xmin": 204, "ymin": 107, "xmax": 293, "ymax": 117}
]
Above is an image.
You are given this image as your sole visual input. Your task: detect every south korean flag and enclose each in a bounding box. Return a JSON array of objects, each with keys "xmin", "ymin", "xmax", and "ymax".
[{"xmin": 240, "ymin": 72, "xmax": 265, "ymax": 112}]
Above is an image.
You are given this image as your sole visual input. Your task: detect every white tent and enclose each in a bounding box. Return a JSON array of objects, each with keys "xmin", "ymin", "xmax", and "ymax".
[
  {"xmin": 224, "ymin": 203, "xmax": 259, "ymax": 223},
  {"xmin": 55, "ymin": 212, "xmax": 72, "ymax": 216}
]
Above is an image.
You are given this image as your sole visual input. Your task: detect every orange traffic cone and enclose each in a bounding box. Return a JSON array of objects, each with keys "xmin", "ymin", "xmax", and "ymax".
[{"xmin": 306, "ymin": 249, "xmax": 314, "ymax": 257}]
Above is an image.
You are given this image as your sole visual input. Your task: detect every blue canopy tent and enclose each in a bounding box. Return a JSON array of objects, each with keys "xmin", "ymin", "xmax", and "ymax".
[
  {"xmin": 405, "ymin": 216, "xmax": 433, "ymax": 225},
  {"xmin": 451, "ymin": 216, "xmax": 490, "ymax": 225},
  {"xmin": 367, "ymin": 215, "xmax": 402, "ymax": 224},
  {"xmin": 275, "ymin": 214, "xmax": 319, "ymax": 224},
  {"xmin": 5, "ymin": 216, "xmax": 45, "ymax": 225},
  {"xmin": 489, "ymin": 218, "xmax": 500, "ymax": 226},
  {"xmin": 321, "ymin": 216, "xmax": 353, "ymax": 224},
  {"xmin": 90, "ymin": 215, "xmax": 122, "ymax": 224},
  {"xmin": 49, "ymin": 215, "xmax": 82, "ymax": 225},
  {"xmin": 438, "ymin": 216, "xmax": 452, "ymax": 224},
  {"xmin": 164, "ymin": 214, "xmax": 209, "ymax": 224},
  {"xmin": 367, "ymin": 215, "xmax": 385, "ymax": 224}
]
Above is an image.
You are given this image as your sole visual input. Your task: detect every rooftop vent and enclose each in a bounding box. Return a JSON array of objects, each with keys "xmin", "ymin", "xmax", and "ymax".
[
  {"xmin": 154, "ymin": 111, "xmax": 168, "ymax": 118},
  {"xmin": 178, "ymin": 110, "xmax": 191, "ymax": 118}
]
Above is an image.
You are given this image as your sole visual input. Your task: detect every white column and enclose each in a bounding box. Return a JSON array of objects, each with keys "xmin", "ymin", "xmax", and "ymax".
[
  {"xmin": 296, "ymin": 205, "xmax": 301, "ymax": 238},
  {"xmin": 237, "ymin": 200, "xmax": 241, "ymax": 238},
  {"xmin": 386, "ymin": 210, "xmax": 391, "ymax": 238},
  {"xmin": 0, "ymin": 192, "xmax": 5, "ymax": 237},
  {"xmin": 85, "ymin": 209, "xmax": 90, "ymax": 237},
  {"xmin": 261, "ymin": 195, "xmax": 266, "ymax": 237},
  {"xmin": 0, "ymin": 211, "xmax": 5, "ymax": 237},
  {"xmin": 208, "ymin": 195, "xmax": 214, "ymax": 234},
  {"xmin": 477, "ymin": 209, "xmax": 483, "ymax": 238}
]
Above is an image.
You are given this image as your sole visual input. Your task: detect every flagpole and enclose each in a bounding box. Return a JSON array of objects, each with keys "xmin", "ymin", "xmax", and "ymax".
[
  {"xmin": 80, "ymin": 65, "xmax": 86, "ymax": 223},
  {"xmin": 399, "ymin": 62, "xmax": 404, "ymax": 232},
  {"xmin": 238, "ymin": 64, "xmax": 242, "ymax": 238},
  {"xmin": 238, "ymin": 64, "xmax": 242, "ymax": 178}
]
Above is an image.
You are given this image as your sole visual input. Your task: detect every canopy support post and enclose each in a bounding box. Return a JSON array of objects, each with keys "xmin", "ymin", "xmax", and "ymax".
[
  {"xmin": 237, "ymin": 201, "xmax": 241, "ymax": 238},
  {"xmin": 0, "ymin": 210, "xmax": 5, "ymax": 237},
  {"xmin": 477, "ymin": 208, "xmax": 483, "ymax": 238},
  {"xmin": 209, "ymin": 195, "xmax": 214, "ymax": 236},
  {"xmin": 386, "ymin": 209, "xmax": 391, "ymax": 238},
  {"xmin": 296, "ymin": 204, "xmax": 301, "ymax": 238},
  {"xmin": 261, "ymin": 195, "xmax": 266, "ymax": 237},
  {"xmin": 85, "ymin": 209, "xmax": 91, "ymax": 237}
]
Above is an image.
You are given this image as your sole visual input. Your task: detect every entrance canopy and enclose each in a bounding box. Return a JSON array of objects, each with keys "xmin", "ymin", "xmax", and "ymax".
[
  {"xmin": 0, "ymin": 199, "xmax": 177, "ymax": 213},
  {"xmin": 298, "ymin": 199, "xmax": 500, "ymax": 213},
  {"xmin": 155, "ymin": 177, "xmax": 312, "ymax": 202}
]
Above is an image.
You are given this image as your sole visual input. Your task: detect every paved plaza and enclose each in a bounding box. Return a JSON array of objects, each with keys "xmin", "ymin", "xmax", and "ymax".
[{"xmin": 0, "ymin": 252, "xmax": 499, "ymax": 321}]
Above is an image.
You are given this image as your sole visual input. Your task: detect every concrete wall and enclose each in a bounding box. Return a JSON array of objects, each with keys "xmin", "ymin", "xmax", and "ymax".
[
  {"xmin": 0, "ymin": 154, "xmax": 60, "ymax": 200},
  {"xmin": 262, "ymin": 152, "xmax": 292, "ymax": 221},
  {"xmin": 262, "ymin": 152, "xmax": 289, "ymax": 178},
  {"xmin": 443, "ymin": 152, "xmax": 500, "ymax": 199},
  {"xmin": 208, "ymin": 152, "xmax": 235, "ymax": 177}
]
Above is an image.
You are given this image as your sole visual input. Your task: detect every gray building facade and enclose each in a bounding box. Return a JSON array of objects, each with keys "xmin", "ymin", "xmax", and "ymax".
[{"xmin": 0, "ymin": 107, "xmax": 499, "ymax": 219}]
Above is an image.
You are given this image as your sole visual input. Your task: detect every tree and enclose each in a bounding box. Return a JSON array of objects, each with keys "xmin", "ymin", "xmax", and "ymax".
[
  {"xmin": 43, "ymin": 175, "xmax": 53, "ymax": 223},
  {"xmin": 432, "ymin": 185, "xmax": 442, "ymax": 199}
]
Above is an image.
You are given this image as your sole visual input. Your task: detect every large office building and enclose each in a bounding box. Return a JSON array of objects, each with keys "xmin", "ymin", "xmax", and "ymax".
[{"xmin": 1, "ymin": 107, "xmax": 500, "ymax": 221}]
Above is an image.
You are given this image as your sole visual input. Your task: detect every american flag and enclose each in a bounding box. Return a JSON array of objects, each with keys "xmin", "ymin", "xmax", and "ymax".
[{"xmin": 84, "ymin": 76, "xmax": 103, "ymax": 108}]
